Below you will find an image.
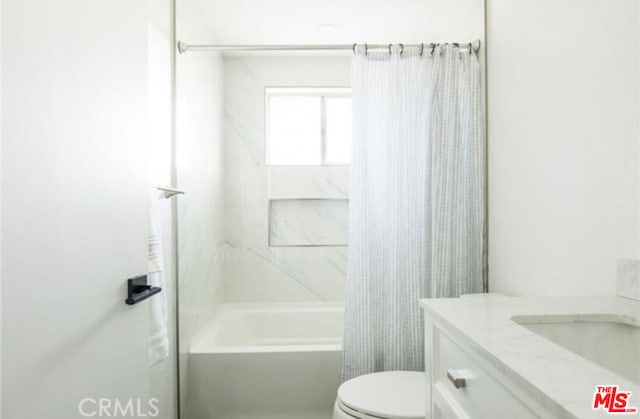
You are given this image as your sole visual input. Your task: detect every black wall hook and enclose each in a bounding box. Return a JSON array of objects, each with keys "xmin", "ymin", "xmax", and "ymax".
[{"xmin": 125, "ymin": 274, "xmax": 161, "ymax": 305}]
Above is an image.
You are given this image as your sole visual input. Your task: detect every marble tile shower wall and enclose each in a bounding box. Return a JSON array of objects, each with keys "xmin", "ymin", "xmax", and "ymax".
[
  {"xmin": 618, "ymin": 259, "xmax": 640, "ymax": 301},
  {"xmin": 222, "ymin": 56, "xmax": 352, "ymax": 302}
]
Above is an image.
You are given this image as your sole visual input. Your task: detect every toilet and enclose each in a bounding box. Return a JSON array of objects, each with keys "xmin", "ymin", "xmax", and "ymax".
[{"xmin": 333, "ymin": 371, "xmax": 426, "ymax": 419}]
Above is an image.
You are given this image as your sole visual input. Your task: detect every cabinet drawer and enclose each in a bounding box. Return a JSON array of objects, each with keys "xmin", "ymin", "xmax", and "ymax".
[{"xmin": 433, "ymin": 329, "xmax": 541, "ymax": 419}]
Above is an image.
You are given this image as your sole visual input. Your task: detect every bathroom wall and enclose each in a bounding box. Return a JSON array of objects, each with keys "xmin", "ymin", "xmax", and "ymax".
[
  {"xmin": 148, "ymin": 0, "xmax": 177, "ymax": 417},
  {"xmin": 0, "ymin": 2, "xmax": 3, "ymax": 413},
  {"xmin": 194, "ymin": 0, "xmax": 484, "ymax": 45},
  {"xmin": 222, "ymin": 56, "xmax": 351, "ymax": 302},
  {"xmin": 175, "ymin": 0, "xmax": 226, "ymax": 414},
  {"xmin": 487, "ymin": 0, "xmax": 640, "ymax": 296},
  {"xmin": 2, "ymin": 0, "xmax": 151, "ymax": 417}
]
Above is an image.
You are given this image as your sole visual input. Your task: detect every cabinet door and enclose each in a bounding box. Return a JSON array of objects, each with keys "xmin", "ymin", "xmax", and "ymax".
[{"xmin": 433, "ymin": 382, "xmax": 472, "ymax": 419}]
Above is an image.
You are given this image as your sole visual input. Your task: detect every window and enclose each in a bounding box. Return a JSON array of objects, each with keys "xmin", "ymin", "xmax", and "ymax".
[{"xmin": 266, "ymin": 87, "xmax": 351, "ymax": 166}]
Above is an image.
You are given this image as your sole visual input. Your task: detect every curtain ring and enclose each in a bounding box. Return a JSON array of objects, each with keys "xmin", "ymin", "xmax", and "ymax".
[
  {"xmin": 430, "ymin": 43, "xmax": 436, "ymax": 56},
  {"xmin": 352, "ymin": 43, "xmax": 357, "ymax": 55},
  {"xmin": 399, "ymin": 43, "xmax": 404, "ymax": 55},
  {"xmin": 468, "ymin": 42, "xmax": 472, "ymax": 55},
  {"xmin": 364, "ymin": 43, "xmax": 368, "ymax": 56},
  {"xmin": 388, "ymin": 43, "xmax": 393, "ymax": 55},
  {"xmin": 420, "ymin": 43, "xmax": 424, "ymax": 57}
]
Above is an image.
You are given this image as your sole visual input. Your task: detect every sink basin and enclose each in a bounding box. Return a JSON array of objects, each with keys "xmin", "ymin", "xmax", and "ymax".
[{"xmin": 512, "ymin": 314, "xmax": 640, "ymax": 384}]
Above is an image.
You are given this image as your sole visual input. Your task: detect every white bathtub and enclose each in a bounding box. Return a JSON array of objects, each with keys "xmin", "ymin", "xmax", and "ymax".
[{"xmin": 186, "ymin": 303, "xmax": 344, "ymax": 419}]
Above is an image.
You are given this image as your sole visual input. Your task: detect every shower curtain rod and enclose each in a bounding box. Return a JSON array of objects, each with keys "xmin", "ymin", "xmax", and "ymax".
[{"xmin": 177, "ymin": 40, "xmax": 481, "ymax": 54}]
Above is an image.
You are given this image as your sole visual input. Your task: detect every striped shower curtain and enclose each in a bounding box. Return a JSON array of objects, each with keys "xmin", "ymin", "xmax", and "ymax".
[{"xmin": 342, "ymin": 44, "xmax": 485, "ymax": 381}]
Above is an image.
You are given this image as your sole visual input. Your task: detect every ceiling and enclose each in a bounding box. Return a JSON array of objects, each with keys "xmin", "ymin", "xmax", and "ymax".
[{"xmin": 180, "ymin": 0, "xmax": 484, "ymax": 45}]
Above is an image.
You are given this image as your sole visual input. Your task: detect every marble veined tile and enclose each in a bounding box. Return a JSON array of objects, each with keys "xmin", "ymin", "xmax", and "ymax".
[
  {"xmin": 269, "ymin": 199, "xmax": 348, "ymax": 247},
  {"xmin": 222, "ymin": 56, "xmax": 351, "ymax": 303},
  {"xmin": 617, "ymin": 258, "xmax": 640, "ymax": 301},
  {"xmin": 268, "ymin": 166, "xmax": 349, "ymax": 199}
]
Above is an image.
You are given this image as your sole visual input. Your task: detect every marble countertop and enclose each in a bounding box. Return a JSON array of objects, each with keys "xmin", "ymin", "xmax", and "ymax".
[{"xmin": 420, "ymin": 294, "xmax": 640, "ymax": 418}]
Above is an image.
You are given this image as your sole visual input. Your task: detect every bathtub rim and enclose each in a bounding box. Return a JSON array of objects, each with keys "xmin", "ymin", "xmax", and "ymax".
[{"xmin": 189, "ymin": 301, "xmax": 344, "ymax": 355}]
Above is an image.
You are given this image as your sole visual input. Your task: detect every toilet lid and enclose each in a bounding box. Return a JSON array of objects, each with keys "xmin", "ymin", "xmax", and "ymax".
[{"xmin": 337, "ymin": 371, "xmax": 426, "ymax": 419}]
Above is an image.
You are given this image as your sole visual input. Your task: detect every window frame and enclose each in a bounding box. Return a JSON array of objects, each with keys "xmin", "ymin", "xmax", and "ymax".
[{"xmin": 265, "ymin": 86, "xmax": 352, "ymax": 167}]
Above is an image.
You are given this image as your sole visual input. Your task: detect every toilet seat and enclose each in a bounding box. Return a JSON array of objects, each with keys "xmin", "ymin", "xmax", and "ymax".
[{"xmin": 335, "ymin": 371, "xmax": 426, "ymax": 419}]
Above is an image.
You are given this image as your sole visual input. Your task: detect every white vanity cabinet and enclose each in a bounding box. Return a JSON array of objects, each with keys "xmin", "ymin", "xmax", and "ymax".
[
  {"xmin": 424, "ymin": 314, "xmax": 555, "ymax": 419},
  {"xmin": 421, "ymin": 295, "xmax": 640, "ymax": 419}
]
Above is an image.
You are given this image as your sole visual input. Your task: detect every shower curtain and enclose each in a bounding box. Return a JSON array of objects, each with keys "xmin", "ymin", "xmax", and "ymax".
[{"xmin": 342, "ymin": 44, "xmax": 485, "ymax": 381}]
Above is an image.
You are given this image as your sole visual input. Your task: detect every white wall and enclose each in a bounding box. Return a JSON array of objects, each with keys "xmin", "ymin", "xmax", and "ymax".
[
  {"xmin": 148, "ymin": 0, "xmax": 177, "ymax": 417},
  {"xmin": 222, "ymin": 56, "xmax": 351, "ymax": 303},
  {"xmin": 2, "ymin": 0, "xmax": 151, "ymax": 418},
  {"xmin": 176, "ymin": 0, "xmax": 226, "ymax": 416},
  {"xmin": 195, "ymin": 0, "xmax": 484, "ymax": 45},
  {"xmin": 488, "ymin": 0, "xmax": 640, "ymax": 296},
  {"xmin": 0, "ymin": 0, "xmax": 3, "ymax": 413}
]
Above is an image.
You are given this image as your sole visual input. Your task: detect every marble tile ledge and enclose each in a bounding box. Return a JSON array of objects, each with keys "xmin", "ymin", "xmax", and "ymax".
[{"xmin": 420, "ymin": 294, "xmax": 640, "ymax": 418}]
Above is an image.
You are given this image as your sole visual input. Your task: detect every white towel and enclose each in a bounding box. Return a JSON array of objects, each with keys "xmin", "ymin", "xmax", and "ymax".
[{"xmin": 148, "ymin": 187, "xmax": 169, "ymax": 365}]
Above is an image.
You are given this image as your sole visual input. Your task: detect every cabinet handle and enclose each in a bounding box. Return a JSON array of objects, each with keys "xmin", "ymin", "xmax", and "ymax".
[{"xmin": 447, "ymin": 369, "xmax": 467, "ymax": 389}]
